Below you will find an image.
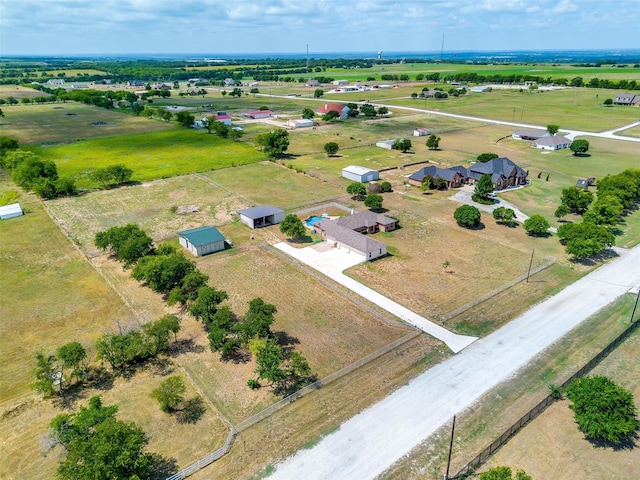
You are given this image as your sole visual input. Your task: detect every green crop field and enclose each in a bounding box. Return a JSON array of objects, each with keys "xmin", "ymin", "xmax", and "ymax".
[{"xmin": 27, "ymin": 129, "xmax": 264, "ymax": 187}]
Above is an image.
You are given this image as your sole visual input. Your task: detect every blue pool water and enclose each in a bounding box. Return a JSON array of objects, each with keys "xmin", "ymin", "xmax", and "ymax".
[{"xmin": 305, "ymin": 216, "xmax": 326, "ymax": 227}]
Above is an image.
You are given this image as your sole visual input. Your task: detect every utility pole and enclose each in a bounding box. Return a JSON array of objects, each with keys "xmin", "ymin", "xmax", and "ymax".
[
  {"xmin": 444, "ymin": 414, "xmax": 456, "ymax": 480},
  {"xmin": 631, "ymin": 287, "xmax": 640, "ymax": 323},
  {"xmin": 526, "ymin": 248, "xmax": 535, "ymax": 283}
]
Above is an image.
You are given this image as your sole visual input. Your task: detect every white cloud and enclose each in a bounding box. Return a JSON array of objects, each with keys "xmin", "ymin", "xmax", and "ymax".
[{"xmin": 0, "ymin": 0, "xmax": 637, "ymax": 55}]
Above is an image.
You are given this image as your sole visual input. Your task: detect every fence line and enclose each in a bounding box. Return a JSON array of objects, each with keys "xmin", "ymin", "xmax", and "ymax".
[
  {"xmin": 165, "ymin": 329, "xmax": 421, "ymax": 479},
  {"xmin": 450, "ymin": 315, "xmax": 640, "ymax": 479},
  {"xmin": 235, "ymin": 330, "xmax": 421, "ymax": 432},
  {"xmin": 165, "ymin": 427, "xmax": 236, "ymax": 480},
  {"xmin": 293, "ymin": 201, "xmax": 353, "ymax": 216},
  {"xmin": 442, "ymin": 257, "xmax": 556, "ymax": 321}
]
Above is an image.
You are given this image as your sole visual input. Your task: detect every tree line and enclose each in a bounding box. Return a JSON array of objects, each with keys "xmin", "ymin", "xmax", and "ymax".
[{"xmin": 95, "ymin": 223, "xmax": 315, "ymax": 394}]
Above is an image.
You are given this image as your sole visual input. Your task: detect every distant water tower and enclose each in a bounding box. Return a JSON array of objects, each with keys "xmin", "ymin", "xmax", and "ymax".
[{"xmin": 377, "ymin": 51, "xmax": 381, "ymax": 60}]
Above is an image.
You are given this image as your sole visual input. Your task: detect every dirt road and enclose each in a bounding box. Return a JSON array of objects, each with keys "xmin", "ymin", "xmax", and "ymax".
[{"xmin": 269, "ymin": 245, "xmax": 640, "ymax": 480}]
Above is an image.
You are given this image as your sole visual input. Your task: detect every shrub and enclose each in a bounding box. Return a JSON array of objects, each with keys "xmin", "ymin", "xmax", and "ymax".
[{"xmin": 453, "ymin": 205, "xmax": 481, "ymax": 228}]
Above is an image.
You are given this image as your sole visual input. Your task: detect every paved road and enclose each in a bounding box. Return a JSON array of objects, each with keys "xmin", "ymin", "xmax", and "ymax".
[
  {"xmin": 270, "ymin": 245, "xmax": 640, "ymax": 480},
  {"xmin": 274, "ymin": 242, "xmax": 477, "ymax": 353}
]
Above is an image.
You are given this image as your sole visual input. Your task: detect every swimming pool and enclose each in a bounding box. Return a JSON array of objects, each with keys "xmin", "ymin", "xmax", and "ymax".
[{"xmin": 305, "ymin": 216, "xmax": 326, "ymax": 227}]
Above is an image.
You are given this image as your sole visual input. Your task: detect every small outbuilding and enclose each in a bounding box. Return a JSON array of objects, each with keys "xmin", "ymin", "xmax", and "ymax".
[
  {"xmin": 238, "ymin": 205, "xmax": 285, "ymax": 229},
  {"xmin": 244, "ymin": 110, "xmax": 273, "ymax": 119},
  {"xmin": 342, "ymin": 165, "xmax": 379, "ymax": 183},
  {"xmin": 178, "ymin": 226, "xmax": 226, "ymax": 257},
  {"xmin": 0, "ymin": 203, "xmax": 23, "ymax": 220},
  {"xmin": 288, "ymin": 118, "xmax": 314, "ymax": 129},
  {"xmin": 375, "ymin": 139, "xmax": 395, "ymax": 150},
  {"xmin": 413, "ymin": 128, "xmax": 430, "ymax": 137}
]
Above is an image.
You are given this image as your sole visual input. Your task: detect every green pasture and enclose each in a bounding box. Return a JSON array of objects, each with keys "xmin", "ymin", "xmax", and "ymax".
[
  {"xmin": 28, "ymin": 129, "xmax": 264, "ymax": 187},
  {"xmin": 201, "ymin": 161, "xmax": 344, "ymax": 210},
  {"xmin": 0, "ymin": 102, "xmax": 172, "ymax": 145}
]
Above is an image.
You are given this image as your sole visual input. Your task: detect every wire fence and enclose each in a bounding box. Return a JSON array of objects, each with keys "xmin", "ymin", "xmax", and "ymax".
[
  {"xmin": 442, "ymin": 257, "xmax": 556, "ymax": 321},
  {"xmin": 165, "ymin": 427, "xmax": 236, "ymax": 480},
  {"xmin": 165, "ymin": 329, "xmax": 421, "ymax": 479},
  {"xmin": 450, "ymin": 314, "xmax": 640, "ymax": 479}
]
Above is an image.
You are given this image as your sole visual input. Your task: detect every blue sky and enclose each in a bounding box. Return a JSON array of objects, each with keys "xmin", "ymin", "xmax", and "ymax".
[{"xmin": 1, "ymin": 0, "xmax": 638, "ymax": 56}]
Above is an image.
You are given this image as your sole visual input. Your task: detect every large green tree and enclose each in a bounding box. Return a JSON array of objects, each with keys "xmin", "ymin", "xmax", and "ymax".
[
  {"xmin": 426, "ymin": 134, "xmax": 441, "ymax": 150},
  {"xmin": 302, "ymin": 107, "xmax": 315, "ymax": 119},
  {"xmin": 51, "ymin": 396, "xmax": 154, "ymax": 480},
  {"xmin": 559, "ymin": 186, "xmax": 594, "ymax": 214},
  {"xmin": 523, "ymin": 214, "xmax": 550, "ymax": 236},
  {"xmin": 546, "ymin": 124, "xmax": 560, "ymax": 135},
  {"xmin": 569, "ymin": 139, "xmax": 590, "ymax": 155},
  {"xmin": 454, "ymin": 205, "xmax": 481, "ymax": 228},
  {"xmin": 189, "ymin": 286, "xmax": 229, "ymax": 327},
  {"xmin": 347, "ymin": 181, "xmax": 367, "ymax": 199},
  {"xmin": 364, "ymin": 193, "xmax": 383, "ymax": 211},
  {"xmin": 256, "ymin": 129, "xmax": 290, "ymax": 157},
  {"xmin": 557, "ymin": 222, "xmax": 615, "ymax": 258},
  {"xmin": 31, "ymin": 352, "xmax": 57, "ymax": 397},
  {"xmin": 280, "ymin": 214, "xmax": 306, "ymax": 240},
  {"xmin": 493, "ymin": 206, "xmax": 516, "ymax": 225},
  {"xmin": 151, "ymin": 375, "xmax": 186, "ymax": 413},
  {"xmin": 57, "ymin": 342, "xmax": 87, "ymax": 386},
  {"xmin": 324, "ymin": 142, "xmax": 339, "ymax": 156},
  {"xmin": 477, "ymin": 152, "xmax": 499, "ymax": 163},
  {"xmin": 583, "ymin": 196, "xmax": 624, "ymax": 226},
  {"xmin": 132, "ymin": 251, "xmax": 195, "ymax": 293},
  {"xmin": 95, "ymin": 224, "xmax": 153, "ymax": 268},
  {"xmin": 473, "ymin": 173, "xmax": 495, "ymax": 203},
  {"xmin": 392, "ymin": 138, "xmax": 412, "ymax": 153},
  {"xmin": 175, "ymin": 111, "xmax": 195, "ymax": 127},
  {"xmin": 566, "ymin": 375, "xmax": 638, "ymax": 443}
]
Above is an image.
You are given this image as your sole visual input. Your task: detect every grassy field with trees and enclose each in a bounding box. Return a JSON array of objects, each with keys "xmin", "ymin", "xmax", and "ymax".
[{"xmin": 1, "ymin": 57, "xmax": 639, "ymax": 479}]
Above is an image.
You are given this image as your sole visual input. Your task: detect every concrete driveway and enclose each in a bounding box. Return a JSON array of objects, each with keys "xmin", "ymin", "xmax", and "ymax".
[
  {"xmin": 270, "ymin": 245, "xmax": 640, "ymax": 480},
  {"xmin": 274, "ymin": 241, "xmax": 477, "ymax": 353}
]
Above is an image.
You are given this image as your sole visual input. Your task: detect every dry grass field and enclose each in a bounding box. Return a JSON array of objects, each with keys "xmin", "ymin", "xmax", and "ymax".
[
  {"xmin": 0, "ymin": 102, "xmax": 172, "ymax": 145},
  {"xmin": 483, "ymin": 326, "xmax": 640, "ymax": 480},
  {"xmin": 182, "ymin": 238, "xmax": 412, "ymax": 423},
  {"xmin": 201, "ymin": 161, "xmax": 345, "ymax": 210},
  {"xmin": 46, "ymin": 174, "xmax": 251, "ymax": 256},
  {"xmin": 0, "ymin": 188, "xmax": 132, "ymax": 404},
  {"xmin": 0, "ymin": 178, "xmax": 231, "ymax": 479}
]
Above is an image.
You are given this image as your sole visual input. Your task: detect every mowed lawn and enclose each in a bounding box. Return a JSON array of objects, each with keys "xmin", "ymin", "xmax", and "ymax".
[
  {"xmin": 201, "ymin": 161, "xmax": 345, "ymax": 210},
  {"xmin": 27, "ymin": 128, "xmax": 265, "ymax": 187},
  {"xmin": 46, "ymin": 174, "xmax": 250, "ymax": 255},
  {"xmin": 0, "ymin": 102, "xmax": 172, "ymax": 145}
]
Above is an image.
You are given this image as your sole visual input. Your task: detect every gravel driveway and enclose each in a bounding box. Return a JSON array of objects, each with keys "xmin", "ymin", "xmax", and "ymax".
[{"xmin": 270, "ymin": 245, "xmax": 640, "ymax": 480}]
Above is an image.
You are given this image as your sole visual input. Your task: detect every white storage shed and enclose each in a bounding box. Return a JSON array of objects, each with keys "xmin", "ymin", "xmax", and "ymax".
[{"xmin": 342, "ymin": 166, "xmax": 379, "ymax": 183}]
